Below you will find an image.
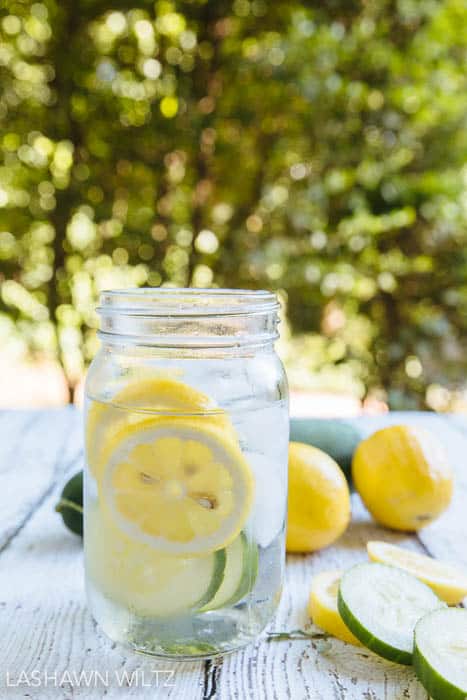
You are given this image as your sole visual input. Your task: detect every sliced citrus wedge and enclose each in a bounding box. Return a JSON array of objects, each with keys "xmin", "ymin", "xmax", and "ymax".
[
  {"xmin": 308, "ymin": 570, "xmax": 361, "ymax": 646},
  {"xmin": 367, "ymin": 540, "xmax": 467, "ymax": 605},
  {"xmin": 100, "ymin": 418, "xmax": 254, "ymax": 556},
  {"xmin": 86, "ymin": 375, "xmax": 234, "ymax": 477}
]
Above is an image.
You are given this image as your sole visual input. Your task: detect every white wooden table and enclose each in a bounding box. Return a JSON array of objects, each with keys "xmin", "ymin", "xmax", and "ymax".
[{"xmin": 1, "ymin": 410, "xmax": 465, "ymax": 699}]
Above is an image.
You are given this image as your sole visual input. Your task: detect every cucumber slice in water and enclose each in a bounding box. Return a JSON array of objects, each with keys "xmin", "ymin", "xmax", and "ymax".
[
  {"xmin": 85, "ymin": 503, "xmax": 226, "ymax": 618},
  {"xmin": 337, "ymin": 562, "xmax": 445, "ymax": 665},
  {"xmin": 201, "ymin": 533, "xmax": 258, "ymax": 611},
  {"xmin": 414, "ymin": 608, "xmax": 467, "ymax": 700}
]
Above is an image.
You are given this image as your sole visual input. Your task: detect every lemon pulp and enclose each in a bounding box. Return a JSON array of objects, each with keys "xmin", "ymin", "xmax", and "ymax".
[
  {"xmin": 100, "ymin": 418, "xmax": 254, "ymax": 555},
  {"xmin": 86, "ymin": 502, "xmax": 227, "ymax": 617},
  {"xmin": 308, "ymin": 570, "xmax": 361, "ymax": 646},
  {"xmin": 367, "ymin": 540, "xmax": 467, "ymax": 605},
  {"xmin": 86, "ymin": 374, "xmax": 234, "ymax": 476},
  {"xmin": 86, "ymin": 374, "xmax": 254, "ymax": 557}
]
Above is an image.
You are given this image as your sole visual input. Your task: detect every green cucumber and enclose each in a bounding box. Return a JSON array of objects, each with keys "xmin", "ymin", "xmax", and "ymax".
[
  {"xmin": 414, "ymin": 608, "xmax": 467, "ymax": 700},
  {"xmin": 290, "ymin": 419, "xmax": 361, "ymax": 483},
  {"xmin": 85, "ymin": 502, "xmax": 226, "ymax": 618},
  {"xmin": 337, "ymin": 562, "xmax": 445, "ymax": 665},
  {"xmin": 55, "ymin": 471, "xmax": 83, "ymax": 536},
  {"xmin": 195, "ymin": 549, "xmax": 227, "ymax": 610},
  {"xmin": 201, "ymin": 533, "xmax": 258, "ymax": 611},
  {"xmin": 106, "ymin": 546, "xmax": 226, "ymax": 618}
]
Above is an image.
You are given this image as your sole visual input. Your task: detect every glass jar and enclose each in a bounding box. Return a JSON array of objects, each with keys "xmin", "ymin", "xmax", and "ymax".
[{"xmin": 84, "ymin": 288, "xmax": 289, "ymax": 658}]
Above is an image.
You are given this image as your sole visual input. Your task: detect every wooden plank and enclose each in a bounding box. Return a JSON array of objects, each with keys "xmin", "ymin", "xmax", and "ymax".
[
  {"xmin": 216, "ymin": 494, "xmax": 429, "ymax": 700},
  {"xmin": 417, "ymin": 414, "xmax": 467, "ymax": 566},
  {"xmin": 443, "ymin": 413, "xmax": 467, "ymax": 437},
  {"xmin": 0, "ymin": 410, "xmax": 465, "ymax": 699},
  {"xmin": 0, "ymin": 409, "xmax": 78, "ymax": 552},
  {"xmin": 217, "ymin": 412, "xmax": 467, "ymax": 699},
  {"xmin": 0, "ymin": 409, "xmax": 206, "ymax": 699}
]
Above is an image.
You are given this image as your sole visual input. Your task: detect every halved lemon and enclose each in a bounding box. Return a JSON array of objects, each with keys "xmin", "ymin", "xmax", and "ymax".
[
  {"xmin": 367, "ymin": 540, "xmax": 467, "ymax": 605},
  {"xmin": 86, "ymin": 375, "xmax": 234, "ymax": 476},
  {"xmin": 100, "ymin": 417, "xmax": 254, "ymax": 556},
  {"xmin": 308, "ymin": 570, "xmax": 361, "ymax": 646}
]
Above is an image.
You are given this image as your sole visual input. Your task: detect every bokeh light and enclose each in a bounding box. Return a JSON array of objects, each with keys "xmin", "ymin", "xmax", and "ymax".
[{"xmin": 0, "ymin": 0, "xmax": 465, "ymax": 410}]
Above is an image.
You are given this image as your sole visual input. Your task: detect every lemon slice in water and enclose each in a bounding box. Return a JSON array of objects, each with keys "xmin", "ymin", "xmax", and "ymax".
[
  {"xmin": 100, "ymin": 418, "xmax": 254, "ymax": 556},
  {"xmin": 87, "ymin": 375, "xmax": 234, "ymax": 476},
  {"xmin": 85, "ymin": 502, "xmax": 227, "ymax": 617}
]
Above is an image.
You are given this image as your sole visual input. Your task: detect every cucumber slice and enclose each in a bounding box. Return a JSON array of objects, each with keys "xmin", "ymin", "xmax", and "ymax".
[
  {"xmin": 85, "ymin": 503, "xmax": 226, "ymax": 617},
  {"xmin": 338, "ymin": 562, "xmax": 445, "ymax": 665},
  {"xmin": 201, "ymin": 533, "xmax": 258, "ymax": 611},
  {"xmin": 414, "ymin": 608, "xmax": 467, "ymax": 700},
  {"xmin": 196, "ymin": 549, "xmax": 228, "ymax": 610}
]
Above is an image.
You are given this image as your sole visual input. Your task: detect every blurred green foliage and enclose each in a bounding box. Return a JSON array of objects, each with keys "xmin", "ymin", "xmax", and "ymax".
[{"xmin": 0, "ymin": 0, "xmax": 466, "ymax": 407}]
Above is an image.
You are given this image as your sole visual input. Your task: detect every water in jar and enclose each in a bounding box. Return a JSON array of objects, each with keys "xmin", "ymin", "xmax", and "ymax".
[{"xmin": 84, "ymin": 372, "xmax": 288, "ymax": 658}]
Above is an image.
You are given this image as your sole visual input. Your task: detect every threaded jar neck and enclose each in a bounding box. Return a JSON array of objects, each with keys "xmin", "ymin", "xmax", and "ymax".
[{"xmin": 97, "ymin": 288, "xmax": 280, "ymax": 348}]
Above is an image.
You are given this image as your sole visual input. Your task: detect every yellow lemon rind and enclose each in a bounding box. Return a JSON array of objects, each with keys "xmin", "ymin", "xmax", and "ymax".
[
  {"xmin": 308, "ymin": 570, "xmax": 361, "ymax": 646},
  {"xmin": 100, "ymin": 417, "xmax": 254, "ymax": 557}
]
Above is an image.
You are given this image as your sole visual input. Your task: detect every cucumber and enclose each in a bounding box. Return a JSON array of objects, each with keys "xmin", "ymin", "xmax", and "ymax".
[
  {"xmin": 290, "ymin": 419, "xmax": 361, "ymax": 483},
  {"xmin": 414, "ymin": 608, "xmax": 467, "ymax": 700},
  {"xmin": 337, "ymin": 562, "xmax": 445, "ymax": 665},
  {"xmin": 55, "ymin": 471, "xmax": 83, "ymax": 536},
  {"xmin": 201, "ymin": 533, "xmax": 258, "ymax": 611},
  {"xmin": 85, "ymin": 502, "xmax": 226, "ymax": 618},
  {"xmin": 196, "ymin": 549, "xmax": 228, "ymax": 610}
]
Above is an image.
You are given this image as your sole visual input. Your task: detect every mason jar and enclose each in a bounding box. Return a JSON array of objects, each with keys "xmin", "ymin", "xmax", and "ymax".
[{"xmin": 84, "ymin": 288, "xmax": 289, "ymax": 658}]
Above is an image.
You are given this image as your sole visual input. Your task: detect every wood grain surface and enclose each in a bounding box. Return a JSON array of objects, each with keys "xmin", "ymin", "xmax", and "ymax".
[{"xmin": 0, "ymin": 410, "xmax": 465, "ymax": 699}]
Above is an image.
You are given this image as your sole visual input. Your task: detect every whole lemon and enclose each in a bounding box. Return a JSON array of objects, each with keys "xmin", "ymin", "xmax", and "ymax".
[
  {"xmin": 352, "ymin": 425, "xmax": 453, "ymax": 531},
  {"xmin": 287, "ymin": 442, "xmax": 351, "ymax": 553}
]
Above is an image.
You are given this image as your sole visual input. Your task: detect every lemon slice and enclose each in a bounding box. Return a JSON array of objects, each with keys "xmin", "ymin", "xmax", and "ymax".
[
  {"xmin": 86, "ymin": 375, "xmax": 234, "ymax": 476},
  {"xmin": 101, "ymin": 418, "xmax": 254, "ymax": 556},
  {"xmin": 367, "ymin": 540, "xmax": 467, "ymax": 605},
  {"xmin": 308, "ymin": 570, "xmax": 361, "ymax": 646},
  {"xmin": 85, "ymin": 502, "xmax": 226, "ymax": 617}
]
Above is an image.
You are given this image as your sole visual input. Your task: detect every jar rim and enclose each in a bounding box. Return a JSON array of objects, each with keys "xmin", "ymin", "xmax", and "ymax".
[{"xmin": 98, "ymin": 287, "xmax": 279, "ymax": 318}]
